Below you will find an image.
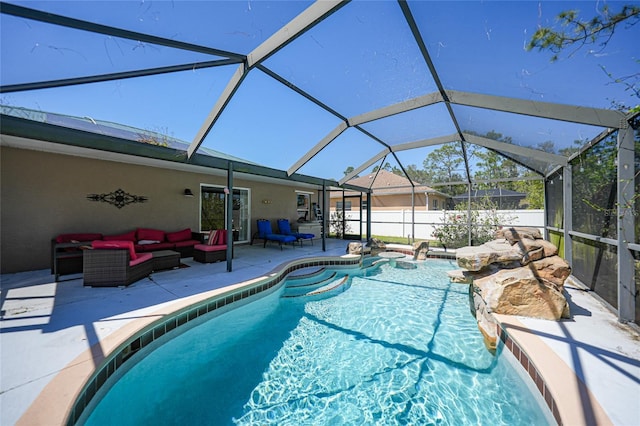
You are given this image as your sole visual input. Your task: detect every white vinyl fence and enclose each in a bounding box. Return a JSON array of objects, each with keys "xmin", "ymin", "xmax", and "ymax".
[{"xmin": 331, "ymin": 209, "xmax": 544, "ymax": 241}]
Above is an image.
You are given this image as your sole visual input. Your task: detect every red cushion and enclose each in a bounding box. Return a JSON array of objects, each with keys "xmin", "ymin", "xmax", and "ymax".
[
  {"xmin": 137, "ymin": 228, "xmax": 165, "ymax": 242},
  {"xmin": 103, "ymin": 230, "xmax": 136, "ymax": 242},
  {"xmin": 92, "ymin": 240, "xmax": 137, "ymax": 260},
  {"xmin": 56, "ymin": 233, "xmax": 103, "ymax": 243},
  {"xmin": 166, "ymin": 228, "xmax": 192, "ymax": 243},
  {"xmin": 194, "ymin": 244, "xmax": 227, "ymax": 252},
  {"xmin": 134, "ymin": 242, "xmax": 174, "ymax": 252},
  {"xmin": 216, "ymin": 230, "xmax": 227, "ymax": 245},
  {"xmin": 130, "ymin": 252, "xmax": 152, "ymax": 266},
  {"xmin": 174, "ymin": 239, "xmax": 200, "ymax": 248}
]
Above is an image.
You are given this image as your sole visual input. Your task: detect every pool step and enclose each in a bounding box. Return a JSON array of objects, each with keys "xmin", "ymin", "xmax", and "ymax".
[
  {"xmin": 282, "ymin": 275, "xmax": 349, "ymax": 299},
  {"xmin": 285, "ymin": 271, "xmax": 337, "ymax": 289},
  {"xmin": 285, "ymin": 267, "xmax": 327, "ymax": 281}
]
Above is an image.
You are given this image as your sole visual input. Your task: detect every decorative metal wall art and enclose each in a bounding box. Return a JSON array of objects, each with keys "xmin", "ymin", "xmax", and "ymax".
[{"xmin": 87, "ymin": 188, "xmax": 148, "ymax": 209}]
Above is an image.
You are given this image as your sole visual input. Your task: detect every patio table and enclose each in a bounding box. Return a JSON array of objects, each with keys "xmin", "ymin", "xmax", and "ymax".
[{"xmin": 151, "ymin": 250, "xmax": 181, "ymax": 271}]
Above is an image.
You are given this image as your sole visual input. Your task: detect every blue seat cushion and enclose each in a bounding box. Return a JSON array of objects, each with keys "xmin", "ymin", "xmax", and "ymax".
[
  {"xmin": 266, "ymin": 233, "xmax": 296, "ymax": 243},
  {"xmin": 295, "ymin": 233, "xmax": 314, "ymax": 239}
]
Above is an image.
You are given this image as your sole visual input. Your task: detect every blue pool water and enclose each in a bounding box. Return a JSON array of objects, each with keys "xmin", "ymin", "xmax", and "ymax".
[{"xmin": 82, "ymin": 259, "xmax": 552, "ymax": 425}]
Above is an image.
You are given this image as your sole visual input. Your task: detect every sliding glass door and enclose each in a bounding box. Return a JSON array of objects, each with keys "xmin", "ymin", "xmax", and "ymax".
[{"xmin": 200, "ymin": 186, "xmax": 250, "ymax": 242}]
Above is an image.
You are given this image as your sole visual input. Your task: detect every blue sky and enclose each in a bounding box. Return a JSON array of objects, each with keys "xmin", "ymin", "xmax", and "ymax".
[{"xmin": 2, "ymin": 1, "xmax": 638, "ymax": 181}]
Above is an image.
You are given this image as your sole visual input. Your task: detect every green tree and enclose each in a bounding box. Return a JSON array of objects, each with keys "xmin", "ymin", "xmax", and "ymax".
[
  {"xmin": 343, "ymin": 166, "xmax": 358, "ymax": 177},
  {"xmin": 404, "ymin": 164, "xmax": 430, "ymax": 184},
  {"xmin": 467, "ymin": 131, "xmax": 519, "ymax": 192},
  {"xmin": 372, "ymin": 162, "xmax": 393, "ymax": 173},
  {"xmin": 537, "ymin": 140, "xmax": 557, "ymax": 154},
  {"xmin": 527, "ymin": 4, "xmax": 639, "ymax": 112},
  {"xmin": 422, "ymin": 143, "xmax": 467, "ymax": 195},
  {"xmin": 465, "ymin": 130, "xmax": 546, "ymax": 208},
  {"xmin": 527, "ymin": 5, "xmax": 640, "ymax": 62},
  {"xmin": 509, "ymin": 140, "xmax": 553, "ymax": 209},
  {"xmin": 513, "ymin": 175, "xmax": 544, "ymax": 209}
]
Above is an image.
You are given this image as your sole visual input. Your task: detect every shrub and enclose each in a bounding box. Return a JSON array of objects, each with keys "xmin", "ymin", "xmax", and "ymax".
[
  {"xmin": 329, "ymin": 210, "xmax": 351, "ymax": 238},
  {"xmin": 432, "ymin": 198, "xmax": 514, "ymax": 248}
]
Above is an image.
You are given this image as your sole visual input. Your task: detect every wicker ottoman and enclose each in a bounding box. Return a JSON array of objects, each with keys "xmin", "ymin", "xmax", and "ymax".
[
  {"xmin": 151, "ymin": 250, "xmax": 181, "ymax": 271},
  {"xmin": 193, "ymin": 244, "xmax": 227, "ymax": 263}
]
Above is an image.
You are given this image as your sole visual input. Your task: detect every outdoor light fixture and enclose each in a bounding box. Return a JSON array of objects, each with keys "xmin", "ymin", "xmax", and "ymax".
[{"xmin": 184, "ymin": 188, "xmax": 194, "ymax": 197}]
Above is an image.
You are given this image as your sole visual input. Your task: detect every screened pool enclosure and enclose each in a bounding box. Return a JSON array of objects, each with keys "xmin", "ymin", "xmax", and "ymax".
[{"xmin": 1, "ymin": 1, "xmax": 638, "ymax": 324}]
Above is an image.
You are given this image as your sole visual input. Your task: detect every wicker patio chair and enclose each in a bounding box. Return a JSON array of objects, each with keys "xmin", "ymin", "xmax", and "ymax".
[
  {"xmin": 193, "ymin": 229, "xmax": 228, "ymax": 263},
  {"xmin": 83, "ymin": 248, "xmax": 153, "ymax": 287}
]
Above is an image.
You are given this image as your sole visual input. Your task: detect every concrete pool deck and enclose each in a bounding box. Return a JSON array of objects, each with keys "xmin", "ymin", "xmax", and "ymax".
[{"xmin": 1, "ymin": 240, "xmax": 639, "ymax": 425}]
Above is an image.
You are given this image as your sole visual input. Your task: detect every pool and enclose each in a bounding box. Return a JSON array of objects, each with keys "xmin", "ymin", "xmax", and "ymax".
[{"xmin": 80, "ymin": 259, "xmax": 553, "ymax": 425}]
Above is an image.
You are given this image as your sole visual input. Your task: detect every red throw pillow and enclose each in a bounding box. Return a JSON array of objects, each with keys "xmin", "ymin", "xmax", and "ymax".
[
  {"xmin": 166, "ymin": 228, "xmax": 191, "ymax": 243},
  {"xmin": 92, "ymin": 240, "xmax": 137, "ymax": 260},
  {"xmin": 137, "ymin": 228, "xmax": 165, "ymax": 242},
  {"xmin": 103, "ymin": 230, "xmax": 136, "ymax": 242},
  {"xmin": 206, "ymin": 230, "xmax": 218, "ymax": 246}
]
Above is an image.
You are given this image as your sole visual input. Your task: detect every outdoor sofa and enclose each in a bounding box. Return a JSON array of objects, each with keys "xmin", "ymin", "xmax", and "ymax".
[{"xmin": 52, "ymin": 228, "xmax": 201, "ymax": 279}]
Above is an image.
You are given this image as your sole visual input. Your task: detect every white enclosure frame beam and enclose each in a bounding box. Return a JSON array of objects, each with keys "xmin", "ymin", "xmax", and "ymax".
[
  {"xmin": 339, "ymin": 149, "xmax": 389, "ymax": 185},
  {"xmin": 392, "ymin": 133, "xmax": 461, "ymax": 152},
  {"xmin": 447, "ymin": 90, "xmax": 626, "ymax": 128},
  {"xmin": 348, "ymin": 92, "xmax": 443, "ymax": 126},
  {"xmin": 189, "ymin": 1, "xmax": 347, "ymax": 160},
  {"xmin": 463, "ymin": 133, "xmax": 567, "ymax": 166},
  {"xmin": 287, "ymin": 122, "xmax": 349, "ymax": 176},
  {"xmin": 188, "ymin": 64, "xmax": 246, "ymax": 158},
  {"xmin": 247, "ymin": 1, "xmax": 347, "ymax": 67}
]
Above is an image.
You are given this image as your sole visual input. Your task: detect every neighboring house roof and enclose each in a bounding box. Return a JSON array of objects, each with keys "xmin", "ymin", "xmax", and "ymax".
[
  {"xmin": 451, "ymin": 188, "xmax": 526, "ymax": 200},
  {"xmin": 333, "ymin": 170, "xmax": 450, "ymax": 198}
]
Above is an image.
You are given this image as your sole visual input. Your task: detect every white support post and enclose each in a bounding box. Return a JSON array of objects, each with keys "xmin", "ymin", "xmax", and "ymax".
[
  {"xmin": 563, "ymin": 165, "xmax": 573, "ymax": 268},
  {"xmin": 226, "ymin": 162, "xmax": 233, "ymax": 272},
  {"xmin": 617, "ymin": 126, "xmax": 635, "ymax": 322}
]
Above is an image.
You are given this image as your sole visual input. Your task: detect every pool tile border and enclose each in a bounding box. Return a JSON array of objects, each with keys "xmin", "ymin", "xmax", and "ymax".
[
  {"xmin": 494, "ymin": 315, "xmax": 612, "ymax": 426},
  {"xmin": 64, "ymin": 255, "xmax": 362, "ymax": 426},
  {"xmin": 497, "ymin": 324, "xmax": 562, "ymax": 425}
]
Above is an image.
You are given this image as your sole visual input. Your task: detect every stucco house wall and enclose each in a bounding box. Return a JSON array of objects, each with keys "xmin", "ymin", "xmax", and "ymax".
[
  {"xmin": 329, "ymin": 190, "xmax": 449, "ymax": 211},
  {"xmin": 330, "ymin": 170, "xmax": 451, "ymax": 212},
  {"xmin": 0, "ymin": 147, "xmax": 321, "ymax": 273}
]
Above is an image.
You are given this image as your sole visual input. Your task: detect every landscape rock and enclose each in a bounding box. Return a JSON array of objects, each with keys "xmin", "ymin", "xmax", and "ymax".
[
  {"xmin": 346, "ymin": 242, "xmax": 370, "ymax": 255},
  {"xmin": 447, "ymin": 269, "xmax": 472, "ymax": 284},
  {"xmin": 412, "ymin": 241, "xmax": 430, "ymax": 260},
  {"xmin": 452, "ymin": 232, "xmax": 571, "ymax": 345},
  {"xmin": 496, "ymin": 227, "xmax": 542, "ymax": 244},
  {"xmin": 474, "ymin": 266, "xmax": 569, "ymax": 321},
  {"xmin": 529, "ymin": 255, "xmax": 571, "ymax": 289},
  {"xmin": 514, "ymin": 238, "xmax": 558, "ymax": 258},
  {"xmin": 456, "ymin": 239, "xmax": 523, "ymax": 271},
  {"xmin": 366, "ymin": 238, "xmax": 386, "ymax": 256},
  {"xmin": 456, "ymin": 237, "xmax": 561, "ymax": 272}
]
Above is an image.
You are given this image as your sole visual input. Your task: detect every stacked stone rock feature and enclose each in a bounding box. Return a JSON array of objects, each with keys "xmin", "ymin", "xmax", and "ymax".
[
  {"xmin": 412, "ymin": 241, "xmax": 430, "ymax": 260},
  {"xmin": 451, "ymin": 227, "xmax": 571, "ymax": 350},
  {"xmin": 366, "ymin": 238, "xmax": 387, "ymax": 256},
  {"xmin": 347, "ymin": 242, "xmax": 370, "ymax": 255},
  {"xmin": 347, "ymin": 238, "xmax": 387, "ymax": 256}
]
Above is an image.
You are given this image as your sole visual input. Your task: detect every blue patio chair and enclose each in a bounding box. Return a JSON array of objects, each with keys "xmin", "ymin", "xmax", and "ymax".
[
  {"xmin": 254, "ymin": 219, "xmax": 297, "ymax": 250},
  {"xmin": 277, "ymin": 219, "xmax": 315, "ymax": 246}
]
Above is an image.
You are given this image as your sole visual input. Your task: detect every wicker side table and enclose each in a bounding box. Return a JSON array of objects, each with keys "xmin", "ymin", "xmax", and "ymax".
[{"xmin": 151, "ymin": 250, "xmax": 181, "ymax": 271}]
